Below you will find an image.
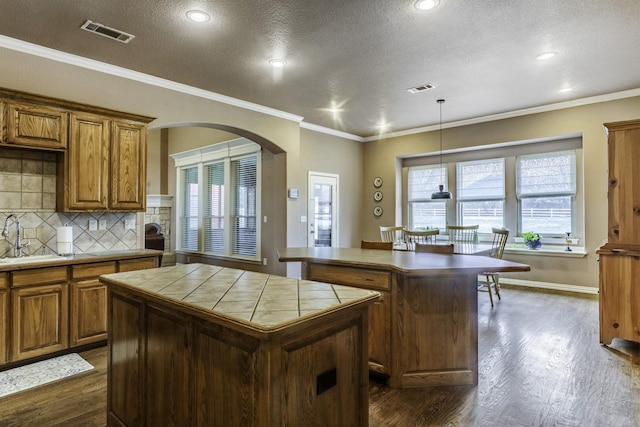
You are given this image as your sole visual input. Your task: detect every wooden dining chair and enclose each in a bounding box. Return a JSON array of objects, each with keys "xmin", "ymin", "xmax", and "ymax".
[
  {"xmin": 360, "ymin": 240, "xmax": 393, "ymax": 250},
  {"xmin": 446, "ymin": 224, "xmax": 479, "ymax": 244},
  {"xmin": 404, "ymin": 229, "xmax": 440, "ymax": 251},
  {"xmin": 379, "ymin": 226, "xmax": 406, "ymax": 247},
  {"xmin": 482, "ymin": 227, "xmax": 510, "ymax": 307},
  {"xmin": 414, "ymin": 243, "xmax": 454, "ymax": 254}
]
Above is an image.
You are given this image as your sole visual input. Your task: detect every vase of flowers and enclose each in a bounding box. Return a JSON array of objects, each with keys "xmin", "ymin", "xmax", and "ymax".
[{"xmin": 523, "ymin": 232, "xmax": 542, "ymax": 249}]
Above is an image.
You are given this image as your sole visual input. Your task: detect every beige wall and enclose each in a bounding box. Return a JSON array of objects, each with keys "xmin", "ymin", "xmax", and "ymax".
[{"xmin": 363, "ymin": 96, "xmax": 640, "ymax": 288}]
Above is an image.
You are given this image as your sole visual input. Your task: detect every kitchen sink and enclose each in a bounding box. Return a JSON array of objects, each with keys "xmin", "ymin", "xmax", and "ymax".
[{"xmin": 0, "ymin": 254, "xmax": 64, "ymax": 264}]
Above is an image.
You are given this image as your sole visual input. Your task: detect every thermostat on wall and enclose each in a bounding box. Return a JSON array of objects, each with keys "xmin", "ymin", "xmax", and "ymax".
[{"xmin": 288, "ymin": 188, "xmax": 299, "ymax": 199}]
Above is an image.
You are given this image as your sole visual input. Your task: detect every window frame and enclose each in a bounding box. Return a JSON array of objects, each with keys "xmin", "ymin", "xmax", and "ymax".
[{"xmin": 173, "ymin": 138, "xmax": 261, "ymax": 262}]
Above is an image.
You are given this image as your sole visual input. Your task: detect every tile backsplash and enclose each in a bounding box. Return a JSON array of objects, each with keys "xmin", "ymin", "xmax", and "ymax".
[{"xmin": 0, "ymin": 147, "xmax": 139, "ymax": 257}]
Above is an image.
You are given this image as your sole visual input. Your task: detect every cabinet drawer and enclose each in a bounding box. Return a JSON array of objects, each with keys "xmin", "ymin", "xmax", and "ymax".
[
  {"xmin": 0, "ymin": 272, "xmax": 7, "ymax": 289},
  {"xmin": 12, "ymin": 266, "xmax": 68, "ymax": 287},
  {"xmin": 307, "ymin": 264, "xmax": 390, "ymax": 290},
  {"xmin": 118, "ymin": 257, "xmax": 158, "ymax": 272},
  {"xmin": 72, "ymin": 262, "xmax": 117, "ymax": 280}
]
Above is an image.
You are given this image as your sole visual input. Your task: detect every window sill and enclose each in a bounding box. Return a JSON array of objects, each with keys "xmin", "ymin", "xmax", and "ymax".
[{"xmin": 504, "ymin": 244, "xmax": 587, "ymax": 258}]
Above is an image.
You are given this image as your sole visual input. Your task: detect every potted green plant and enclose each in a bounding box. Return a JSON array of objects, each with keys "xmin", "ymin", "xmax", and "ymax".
[{"xmin": 522, "ymin": 231, "xmax": 542, "ymax": 249}]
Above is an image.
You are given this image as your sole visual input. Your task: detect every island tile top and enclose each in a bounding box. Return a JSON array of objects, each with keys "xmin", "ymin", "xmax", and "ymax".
[{"xmin": 101, "ymin": 263, "xmax": 379, "ymax": 329}]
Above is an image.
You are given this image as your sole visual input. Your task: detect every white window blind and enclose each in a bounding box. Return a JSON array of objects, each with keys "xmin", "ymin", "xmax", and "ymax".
[
  {"xmin": 204, "ymin": 162, "xmax": 225, "ymax": 254},
  {"xmin": 407, "ymin": 165, "xmax": 447, "ymax": 230},
  {"xmin": 457, "ymin": 158, "xmax": 505, "ymax": 232},
  {"xmin": 231, "ymin": 156, "xmax": 257, "ymax": 257},
  {"xmin": 180, "ymin": 167, "xmax": 199, "ymax": 251}
]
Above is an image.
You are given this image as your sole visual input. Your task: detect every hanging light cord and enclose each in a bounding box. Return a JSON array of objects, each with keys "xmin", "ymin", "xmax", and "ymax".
[{"xmin": 438, "ymin": 99, "xmax": 444, "ymax": 183}]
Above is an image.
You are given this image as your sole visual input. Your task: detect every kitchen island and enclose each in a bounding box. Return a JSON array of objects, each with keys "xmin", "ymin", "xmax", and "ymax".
[
  {"xmin": 278, "ymin": 247, "xmax": 530, "ymax": 389},
  {"xmin": 101, "ymin": 263, "xmax": 379, "ymax": 427}
]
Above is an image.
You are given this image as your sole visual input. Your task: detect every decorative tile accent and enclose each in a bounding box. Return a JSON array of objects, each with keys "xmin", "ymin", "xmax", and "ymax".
[{"xmin": 0, "ymin": 353, "xmax": 94, "ymax": 397}]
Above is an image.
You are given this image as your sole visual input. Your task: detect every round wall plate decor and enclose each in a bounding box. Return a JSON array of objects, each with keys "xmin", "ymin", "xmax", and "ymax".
[
  {"xmin": 373, "ymin": 206, "xmax": 383, "ymax": 217},
  {"xmin": 373, "ymin": 191, "xmax": 383, "ymax": 202},
  {"xmin": 373, "ymin": 177, "xmax": 383, "ymax": 188}
]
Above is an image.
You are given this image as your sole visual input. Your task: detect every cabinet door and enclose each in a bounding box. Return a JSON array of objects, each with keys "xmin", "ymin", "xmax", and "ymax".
[
  {"xmin": 0, "ymin": 290, "xmax": 6, "ymax": 365},
  {"xmin": 110, "ymin": 120, "xmax": 147, "ymax": 211},
  {"xmin": 70, "ymin": 279, "xmax": 108, "ymax": 346},
  {"xmin": 4, "ymin": 102, "xmax": 68, "ymax": 150},
  {"xmin": 368, "ymin": 290, "xmax": 390, "ymax": 375},
  {"xmin": 64, "ymin": 113, "xmax": 110, "ymax": 210},
  {"xmin": 11, "ymin": 283, "xmax": 69, "ymax": 361},
  {"xmin": 118, "ymin": 257, "xmax": 159, "ymax": 272},
  {"xmin": 599, "ymin": 253, "xmax": 640, "ymax": 344}
]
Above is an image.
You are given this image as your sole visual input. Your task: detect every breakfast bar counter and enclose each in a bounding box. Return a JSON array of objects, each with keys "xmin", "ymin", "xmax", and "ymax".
[
  {"xmin": 278, "ymin": 247, "xmax": 530, "ymax": 388},
  {"xmin": 101, "ymin": 263, "xmax": 379, "ymax": 427}
]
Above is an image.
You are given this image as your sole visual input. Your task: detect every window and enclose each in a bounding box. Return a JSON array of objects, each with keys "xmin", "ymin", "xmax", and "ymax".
[
  {"xmin": 403, "ymin": 137, "xmax": 582, "ymax": 242},
  {"xmin": 457, "ymin": 159, "xmax": 505, "ymax": 233},
  {"xmin": 173, "ymin": 139, "xmax": 261, "ymax": 261},
  {"xmin": 407, "ymin": 165, "xmax": 447, "ymax": 230},
  {"xmin": 517, "ymin": 150, "xmax": 576, "ymax": 236}
]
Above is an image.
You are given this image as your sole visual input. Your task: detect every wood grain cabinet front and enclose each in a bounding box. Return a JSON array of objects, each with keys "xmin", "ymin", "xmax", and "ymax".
[
  {"xmin": 2, "ymin": 101, "xmax": 68, "ymax": 150},
  {"xmin": 11, "ymin": 283, "xmax": 69, "ymax": 362},
  {"xmin": 59, "ymin": 113, "xmax": 148, "ymax": 212},
  {"xmin": 70, "ymin": 262, "xmax": 116, "ymax": 347},
  {"xmin": 0, "ymin": 273, "xmax": 7, "ymax": 365}
]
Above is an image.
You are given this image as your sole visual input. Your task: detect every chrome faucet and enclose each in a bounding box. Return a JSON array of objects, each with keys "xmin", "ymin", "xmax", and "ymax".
[{"xmin": 2, "ymin": 214, "xmax": 28, "ymax": 257}]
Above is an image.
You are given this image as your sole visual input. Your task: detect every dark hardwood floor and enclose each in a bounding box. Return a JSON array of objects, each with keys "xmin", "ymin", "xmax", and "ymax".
[{"xmin": 0, "ymin": 286, "xmax": 638, "ymax": 426}]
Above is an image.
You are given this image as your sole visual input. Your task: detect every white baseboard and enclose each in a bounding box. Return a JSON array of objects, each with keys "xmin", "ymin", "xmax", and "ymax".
[{"xmin": 496, "ymin": 278, "xmax": 599, "ymax": 295}]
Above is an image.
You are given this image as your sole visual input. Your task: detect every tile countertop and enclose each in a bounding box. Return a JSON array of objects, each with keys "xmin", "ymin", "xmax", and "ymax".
[
  {"xmin": 0, "ymin": 249, "xmax": 162, "ymax": 272},
  {"xmin": 100, "ymin": 263, "xmax": 380, "ymax": 333}
]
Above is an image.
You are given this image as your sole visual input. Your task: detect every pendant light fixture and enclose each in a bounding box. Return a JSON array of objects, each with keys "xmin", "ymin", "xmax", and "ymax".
[{"xmin": 431, "ymin": 99, "xmax": 452, "ymax": 199}]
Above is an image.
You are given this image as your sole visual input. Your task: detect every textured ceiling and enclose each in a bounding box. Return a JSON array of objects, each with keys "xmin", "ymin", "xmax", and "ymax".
[{"xmin": 0, "ymin": 0, "xmax": 638, "ymax": 137}]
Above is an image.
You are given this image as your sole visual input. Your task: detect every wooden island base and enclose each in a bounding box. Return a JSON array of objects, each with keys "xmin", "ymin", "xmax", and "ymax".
[{"xmin": 102, "ymin": 264, "xmax": 378, "ymax": 427}]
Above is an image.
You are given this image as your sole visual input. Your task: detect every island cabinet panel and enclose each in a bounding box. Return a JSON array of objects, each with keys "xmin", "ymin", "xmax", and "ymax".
[
  {"xmin": 368, "ymin": 289, "xmax": 391, "ymax": 374},
  {"xmin": 0, "ymin": 273, "xmax": 7, "ymax": 364},
  {"xmin": 109, "ymin": 293, "xmax": 144, "ymax": 427},
  {"xmin": 11, "ymin": 283, "xmax": 69, "ymax": 361},
  {"xmin": 3, "ymin": 102, "xmax": 68, "ymax": 150},
  {"xmin": 104, "ymin": 264, "xmax": 375, "ymax": 427}
]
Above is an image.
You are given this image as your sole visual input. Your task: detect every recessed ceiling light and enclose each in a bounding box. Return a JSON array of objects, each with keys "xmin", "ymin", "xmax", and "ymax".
[
  {"xmin": 415, "ymin": 0, "xmax": 440, "ymax": 11},
  {"xmin": 536, "ymin": 51, "xmax": 556, "ymax": 60},
  {"xmin": 186, "ymin": 10, "xmax": 210, "ymax": 23},
  {"xmin": 269, "ymin": 59, "xmax": 287, "ymax": 68}
]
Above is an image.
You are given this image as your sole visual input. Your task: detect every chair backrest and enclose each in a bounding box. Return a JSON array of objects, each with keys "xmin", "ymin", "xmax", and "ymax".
[
  {"xmin": 361, "ymin": 240, "xmax": 393, "ymax": 250},
  {"xmin": 380, "ymin": 226, "xmax": 405, "ymax": 243},
  {"xmin": 489, "ymin": 228, "xmax": 510, "ymax": 259},
  {"xmin": 404, "ymin": 229, "xmax": 440, "ymax": 250},
  {"xmin": 414, "ymin": 243, "xmax": 455, "ymax": 254},
  {"xmin": 446, "ymin": 225, "xmax": 479, "ymax": 244}
]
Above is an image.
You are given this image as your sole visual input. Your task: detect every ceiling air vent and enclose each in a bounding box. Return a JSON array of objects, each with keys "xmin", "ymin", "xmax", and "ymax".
[
  {"xmin": 81, "ymin": 20, "xmax": 135, "ymax": 44},
  {"xmin": 407, "ymin": 83, "xmax": 435, "ymax": 94}
]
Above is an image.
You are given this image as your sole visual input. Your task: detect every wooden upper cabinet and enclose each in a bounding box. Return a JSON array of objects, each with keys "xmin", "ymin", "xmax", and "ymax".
[
  {"xmin": 60, "ymin": 114, "xmax": 148, "ymax": 212},
  {"xmin": 64, "ymin": 113, "xmax": 111, "ymax": 210},
  {"xmin": 2, "ymin": 102, "xmax": 68, "ymax": 150},
  {"xmin": 603, "ymin": 119, "xmax": 640, "ymax": 249},
  {"xmin": 111, "ymin": 120, "xmax": 147, "ymax": 210}
]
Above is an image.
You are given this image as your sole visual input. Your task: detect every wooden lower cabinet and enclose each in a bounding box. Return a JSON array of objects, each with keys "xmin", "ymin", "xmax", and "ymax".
[
  {"xmin": 368, "ymin": 289, "xmax": 391, "ymax": 374},
  {"xmin": 0, "ymin": 273, "xmax": 6, "ymax": 364},
  {"xmin": 118, "ymin": 257, "xmax": 158, "ymax": 272},
  {"xmin": 108, "ymin": 288, "xmax": 369, "ymax": 427},
  {"xmin": 11, "ymin": 283, "xmax": 69, "ymax": 361},
  {"xmin": 599, "ymin": 251, "xmax": 640, "ymax": 344}
]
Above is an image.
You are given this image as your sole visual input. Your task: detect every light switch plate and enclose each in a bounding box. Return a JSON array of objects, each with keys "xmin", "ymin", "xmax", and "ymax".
[
  {"xmin": 99, "ymin": 219, "xmax": 107, "ymax": 230},
  {"xmin": 89, "ymin": 220, "xmax": 98, "ymax": 231}
]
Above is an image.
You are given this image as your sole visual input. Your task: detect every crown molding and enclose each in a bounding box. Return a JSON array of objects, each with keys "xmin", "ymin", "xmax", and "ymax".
[
  {"xmin": 300, "ymin": 122, "xmax": 364, "ymax": 142},
  {"xmin": 0, "ymin": 35, "xmax": 304, "ymax": 124}
]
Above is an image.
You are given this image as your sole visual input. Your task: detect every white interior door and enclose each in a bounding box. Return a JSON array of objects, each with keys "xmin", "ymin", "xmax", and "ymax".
[{"xmin": 307, "ymin": 172, "xmax": 339, "ymax": 247}]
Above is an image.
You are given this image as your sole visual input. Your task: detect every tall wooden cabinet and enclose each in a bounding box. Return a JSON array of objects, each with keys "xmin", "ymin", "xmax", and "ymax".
[
  {"xmin": 0, "ymin": 273, "xmax": 7, "ymax": 365},
  {"xmin": 599, "ymin": 119, "xmax": 640, "ymax": 345}
]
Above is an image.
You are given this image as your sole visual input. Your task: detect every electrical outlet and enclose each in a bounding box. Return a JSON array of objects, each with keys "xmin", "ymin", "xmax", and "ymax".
[
  {"xmin": 263, "ymin": 257, "xmax": 267, "ymax": 265},
  {"xmin": 124, "ymin": 219, "xmax": 135, "ymax": 230},
  {"xmin": 23, "ymin": 228, "xmax": 37, "ymax": 239},
  {"xmin": 89, "ymin": 219, "xmax": 98, "ymax": 231},
  {"xmin": 99, "ymin": 219, "xmax": 107, "ymax": 230}
]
